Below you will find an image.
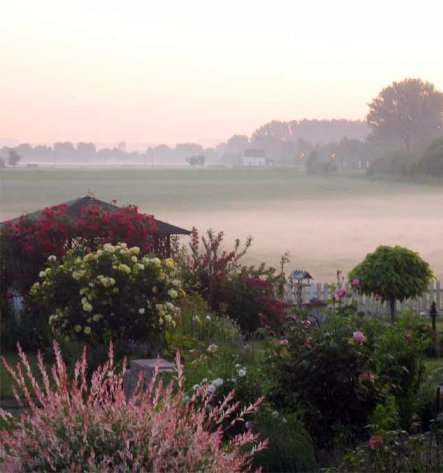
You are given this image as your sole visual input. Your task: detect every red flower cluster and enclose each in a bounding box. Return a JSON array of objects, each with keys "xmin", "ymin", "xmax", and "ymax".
[
  {"xmin": 1, "ymin": 203, "xmax": 157, "ymax": 294},
  {"xmin": 75, "ymin": 204, "xmax": 157, "ymax": 253}
]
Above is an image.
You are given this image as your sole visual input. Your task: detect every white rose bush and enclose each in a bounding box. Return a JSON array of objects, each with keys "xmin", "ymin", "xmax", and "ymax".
[{"xmin": 30, "ymin": 243, "xmax": 183, "ymax": 348}]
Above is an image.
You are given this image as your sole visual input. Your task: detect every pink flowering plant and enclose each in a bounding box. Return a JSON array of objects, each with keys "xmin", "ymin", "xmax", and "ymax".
[
  {"xmin": 0, "ymin": 342, "xmax": 267, "ymax": 472},
  {"xmin": 30, "ymin": 243, "xmax": 182, "ymax": 349}
]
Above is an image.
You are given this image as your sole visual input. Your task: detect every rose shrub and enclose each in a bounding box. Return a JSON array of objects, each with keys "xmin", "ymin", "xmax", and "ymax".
[
  {"xmin": 30, "ymin": 243, "xmax": 182, "ymax": 351},
  {"xmin": 0, "ymin": 203, "xmax": 157, "ymax": 295}
]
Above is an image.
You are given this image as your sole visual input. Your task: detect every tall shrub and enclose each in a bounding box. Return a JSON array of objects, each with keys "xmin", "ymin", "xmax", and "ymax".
[
  {"xmin": 0, "ymin": 343, "xmax": 267, "ymax": 472},
  {"xmin": 30, "ymin": 243, "xmax": 182, "ymax": 352}
]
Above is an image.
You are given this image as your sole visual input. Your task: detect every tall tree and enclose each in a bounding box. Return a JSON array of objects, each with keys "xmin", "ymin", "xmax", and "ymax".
[
  {"xmin": 366, "ymin": 78, "xmax": 443, "ymax": 152},
  {"xmin": 7, "ymin": 149, "xmax": 21, "ymax": 166}
]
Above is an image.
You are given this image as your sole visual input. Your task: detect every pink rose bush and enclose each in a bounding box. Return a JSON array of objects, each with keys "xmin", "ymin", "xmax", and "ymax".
[{"xmin": 0, "ymin": 342, "xmax": 266, "ymax": 472}]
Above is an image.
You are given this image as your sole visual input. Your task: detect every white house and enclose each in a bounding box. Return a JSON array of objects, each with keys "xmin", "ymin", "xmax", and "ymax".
[{"xmin": 242, "ymin": 149, "xmax": 268, "ymax": 167}]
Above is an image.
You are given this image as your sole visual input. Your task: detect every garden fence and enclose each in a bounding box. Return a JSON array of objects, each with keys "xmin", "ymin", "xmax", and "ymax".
[{"xmin": 287, "ymin": 280, "xmax": 442, "ymax": 315}]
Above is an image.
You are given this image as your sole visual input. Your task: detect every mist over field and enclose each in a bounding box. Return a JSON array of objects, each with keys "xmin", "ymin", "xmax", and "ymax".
[{"xmin": 1, "ymin": 169, "xmax": 442, "ymax": 281}]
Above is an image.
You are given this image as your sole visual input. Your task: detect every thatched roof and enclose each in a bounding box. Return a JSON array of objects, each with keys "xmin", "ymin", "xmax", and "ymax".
[{"xmin": 0, "ymin": 196, "xmax": 191, "ymax": 236}]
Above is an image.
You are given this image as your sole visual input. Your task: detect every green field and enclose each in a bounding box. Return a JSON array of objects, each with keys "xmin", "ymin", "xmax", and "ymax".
[
  {"xmin": 1, "ymin": 168, "xmax": 441, "ymax": 215},
  {"xmin": 1, "ymin": 168, "xmax": 443, "ymax": 281}
]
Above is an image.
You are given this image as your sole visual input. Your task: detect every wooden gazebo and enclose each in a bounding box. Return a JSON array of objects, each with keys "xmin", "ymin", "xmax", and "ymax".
[{"xmin": 0, "ymin": 196, "xmax": 191, "ymax": 258}]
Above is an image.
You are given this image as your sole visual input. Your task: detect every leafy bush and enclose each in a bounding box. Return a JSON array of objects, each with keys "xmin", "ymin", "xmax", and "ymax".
[
  {"xmin": 273, "ymin": 320, "xmax": 381, "ymax": 449},
  {"xmin": 0, "ymin": 342, "xmax": 267, "ymax": 472},
  {"xmin": 30, "ymin": 243, "xmax": 182, "ymax": 352},
  {"xmin": 327, "ymin": 427, "xmax": 443, "ymax": 473},
  {"xmin": 252, "ymin": 407, "xmax": 318, "ymax": 472},
  {"xmin": 177, "ymin": 228, "xmax": 289, "ymax": 333},
  {"xmin": 373, "ymin": 310, "xmax": 432, "ymax": 429},
  {"xmin": 417, "ymin": 137, "xmax": 443, "ymax": 176}
]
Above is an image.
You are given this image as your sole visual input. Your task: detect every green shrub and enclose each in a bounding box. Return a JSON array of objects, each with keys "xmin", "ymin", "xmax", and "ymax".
[
  {"xmin": 373, "ymin": 310, "xmax": 431, "ymax": 429},
  {"xmin": 253, "ymin": 407, "xmax": 318, "ymax": 472},
  {"xmin": 30, "ymin": 243, "xmax": 182, "ymax": 354},
  {"xmin": 273, "ymin": 317, "xmax": 381, "ymax": 449}
]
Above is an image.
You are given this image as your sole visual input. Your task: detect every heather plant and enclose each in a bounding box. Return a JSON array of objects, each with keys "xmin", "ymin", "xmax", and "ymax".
[
  {"xmin": 30, "ymin": 243, "xmax": 182, "ymax": 352},
  {"xmin": 0, "ymin": 342, "xmax": 267, "ymax": 472}
]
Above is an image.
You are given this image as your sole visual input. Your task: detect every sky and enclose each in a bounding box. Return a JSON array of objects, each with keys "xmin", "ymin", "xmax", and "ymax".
[{"xmin": 2, "ymin": 0, "xmax": 443, "ymax": 148}]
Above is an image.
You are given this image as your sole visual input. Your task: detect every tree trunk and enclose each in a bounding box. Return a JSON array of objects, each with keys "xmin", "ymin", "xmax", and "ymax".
[{"xmin": 389, "ymin": 298, "xmax": 396, "ymax": 322}]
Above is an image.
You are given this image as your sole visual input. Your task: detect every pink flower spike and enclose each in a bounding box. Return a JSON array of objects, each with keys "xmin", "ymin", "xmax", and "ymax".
[{"xmin": 353, "ymin": 331, "xmax": 366, "ymax": 343}]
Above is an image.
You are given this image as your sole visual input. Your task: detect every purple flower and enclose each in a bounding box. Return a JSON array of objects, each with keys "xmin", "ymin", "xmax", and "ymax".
[{"xmin": 335, "ymin": 287, "xmax": 346, "ymax": 300}]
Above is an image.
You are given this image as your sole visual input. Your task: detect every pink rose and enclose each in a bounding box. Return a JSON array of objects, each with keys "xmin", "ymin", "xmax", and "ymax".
[
  {"xmin": 351, "ymin": 278, "xmax": 360, "ymax": 287},
  {"xmin": 279, "ymin": 339, "xmax": 289, "ymax": 346},
  {"xmin": 335, "ymin": 287, "xmax": 346, "ymax": 300},
  {"xmin": 353, "ymin": 331, "xmax": 366, "ymax": 343},
  {"xmin": 368, "ymin": 435, "xmax": 383, "ymax": 448}
]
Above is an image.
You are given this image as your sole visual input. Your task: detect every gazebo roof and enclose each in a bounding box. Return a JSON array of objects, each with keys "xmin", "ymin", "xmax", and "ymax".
[{"xmin": 0, "ymin": 195, "xmax": 191, "ymax": 236}]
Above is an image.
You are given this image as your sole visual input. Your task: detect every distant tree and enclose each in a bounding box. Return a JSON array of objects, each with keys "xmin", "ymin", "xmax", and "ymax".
[
  {"xmin": 349, "ymin": 245, "xmax": 434, "ymax": 321},
  {"xmin": 152, "ymin": 144, "xmax": 172, "ymax": 161},
  {"xmin": 186, "ymin": 155, "xmax": 205, "ymax": 168},
  {"xmin": 7, "ymin": 149, "xmax": 21, "ymax": 166},
  {"xmin": 366, "ymin": 78, "xmax": 443, "ymax": 152},
  {"xmin": 77, "ymin": 142, "xmax": 96, "ymax": 161},
  {"xmin": 54, "ymin": 142, "xmax": 76, "ymax": 161},
  {"xmin": 252, "ymin": 120, "xmax": 292, "ymax": 142},
  {"xmin": 226, "ymin": 134, "xmax": 249, "ymax": 155},
  {"xmin": 175, "ymin": 143, "xmax": 204, "ymax": 160},
  {"xmin": 418, "ymin": 137, "xmax": 443, "ymax": 176},
  {"xmin": 16, "ymin": 143, "xmax": 33, "ymax": 160}
]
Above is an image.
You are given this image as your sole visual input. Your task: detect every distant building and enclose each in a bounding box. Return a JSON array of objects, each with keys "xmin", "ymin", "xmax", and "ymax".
[{"xmin": 242, "ymin": 149, "xmax": 268, "ymax": 167}]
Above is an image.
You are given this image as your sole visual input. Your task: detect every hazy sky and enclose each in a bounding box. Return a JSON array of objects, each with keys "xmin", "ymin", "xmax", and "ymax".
[{"xmin": 2, "ymin": 0, "xmax": 443, "ymax": 147}]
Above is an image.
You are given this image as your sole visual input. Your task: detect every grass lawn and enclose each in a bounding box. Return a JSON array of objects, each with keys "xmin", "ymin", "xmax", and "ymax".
[{"xmin": 1, "ymin": 167, "xmax": 440, "ymax": 215}]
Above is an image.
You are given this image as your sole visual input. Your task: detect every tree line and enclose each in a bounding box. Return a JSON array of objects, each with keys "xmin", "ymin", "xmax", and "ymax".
[{"xmin": 2, "ymin": 78, "xmax": 442, "ymax": 176}]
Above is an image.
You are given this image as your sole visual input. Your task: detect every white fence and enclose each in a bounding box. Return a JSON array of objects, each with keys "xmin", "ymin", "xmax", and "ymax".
[{"xmin": 287, "ymin": 280, "xmax": 442, "ymax": 314}]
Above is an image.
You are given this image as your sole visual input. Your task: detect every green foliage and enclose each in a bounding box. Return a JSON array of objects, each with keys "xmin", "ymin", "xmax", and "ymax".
[
  {"xmin": 252, "ymin": 407, "xmax": 318, "ymax": 473},
  {"xmin": 349, "ymin": 245, "xmax": 434, "ymax": 320},
  {"xmin": 176, "ymin": 228, "xmax": 289, "ymax": 334},
  {"xmin": 29, "ymin": 243, "xmax": 182, "ymax": 353},
  {"xmin": 163, "ymin": 294, "xmax": 243, "ymax": 361},
  {"xmin": 373, "ymin": 311, "xmax": 432, "ymax": 429},
  {"xmin": 273, "ymin": 317, "xmax": 381, "ymax": 449},
  {"xmin": 368, "ymin": 150, "xmax": 418, "ymax": 177},
  {"xmin": 418, "ymin": 137, "xmax": 443, "ymax": 176},
  {"xmin": 327, "ymin": 427, "xmax": 443, "ymax": 473}
]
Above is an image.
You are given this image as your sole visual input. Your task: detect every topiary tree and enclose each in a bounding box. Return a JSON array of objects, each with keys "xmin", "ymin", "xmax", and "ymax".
[{"xmin": 349, "ymin": 246, "xmax": 434, "ymax": 321}]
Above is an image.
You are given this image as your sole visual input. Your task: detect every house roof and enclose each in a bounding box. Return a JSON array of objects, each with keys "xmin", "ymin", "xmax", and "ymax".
[
  {"xmin": 0, "ymin": 195, "xmax": 191, "ymax": 235},
  {"xmin": 243, "ymin": 148, "xmax": 266, "ymax": 158}
]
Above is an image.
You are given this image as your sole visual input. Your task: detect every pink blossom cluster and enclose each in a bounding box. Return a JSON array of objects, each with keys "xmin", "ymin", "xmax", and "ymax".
[{"xmin": 0, "ymin": 342, "xmax": 266, "ymax": 472}]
